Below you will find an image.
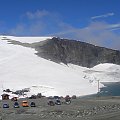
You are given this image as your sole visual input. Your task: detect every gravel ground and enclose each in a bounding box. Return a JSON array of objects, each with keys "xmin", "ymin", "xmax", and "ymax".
[{"xmin": 1, "ymin": 96, "xmax": 120, "ymax": 120}]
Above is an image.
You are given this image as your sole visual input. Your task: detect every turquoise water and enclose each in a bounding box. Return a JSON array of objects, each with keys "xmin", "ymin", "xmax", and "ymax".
[{"xmin": 99, "ymin": 82, "xmax": 120, "ymax": 96}]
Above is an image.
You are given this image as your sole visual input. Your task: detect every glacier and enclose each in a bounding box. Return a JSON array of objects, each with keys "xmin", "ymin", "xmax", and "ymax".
[{"xmin": 0, "ymin": 35, "xmax": 120, "ymax": 99}]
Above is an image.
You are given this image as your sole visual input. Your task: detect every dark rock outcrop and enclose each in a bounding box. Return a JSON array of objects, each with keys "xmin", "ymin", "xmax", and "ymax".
[{"xmin": 34, "ymin": 37, "xmax": 120, "ymax": 68}]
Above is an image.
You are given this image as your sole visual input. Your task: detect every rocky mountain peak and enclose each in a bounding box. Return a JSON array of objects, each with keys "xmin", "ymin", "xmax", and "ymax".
[{"xmin": 34, "ymin": 37, "xmax": 120, "ymax": 68}]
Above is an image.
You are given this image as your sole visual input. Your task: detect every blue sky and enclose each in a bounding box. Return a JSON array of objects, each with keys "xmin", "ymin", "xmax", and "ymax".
[{"xmin": 0, "ymin": 0, "xmax": 120, "ymax": 49}]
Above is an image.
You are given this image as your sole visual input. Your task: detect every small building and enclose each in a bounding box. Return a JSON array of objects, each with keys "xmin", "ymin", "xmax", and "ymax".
[{"xmin": 1, "ymin": 94, "xmax": 10, "ymax": 100}]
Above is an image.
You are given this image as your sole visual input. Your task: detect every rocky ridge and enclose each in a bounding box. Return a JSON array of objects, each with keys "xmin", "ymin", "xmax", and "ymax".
[{"xmin": 34, "ymin": 37, "xmax": 120, "ymax": 68}]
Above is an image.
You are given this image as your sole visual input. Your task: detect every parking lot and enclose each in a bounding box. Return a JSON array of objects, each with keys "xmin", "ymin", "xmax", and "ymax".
[{"xmin": 1, "ymin": 97, "xmax": 120, "ymax": 120}]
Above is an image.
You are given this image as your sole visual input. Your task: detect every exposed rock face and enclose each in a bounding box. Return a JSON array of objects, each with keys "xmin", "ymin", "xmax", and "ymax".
[{"xmin": 34, "ymin": 37, "xmax": 120, "ymax": 68}]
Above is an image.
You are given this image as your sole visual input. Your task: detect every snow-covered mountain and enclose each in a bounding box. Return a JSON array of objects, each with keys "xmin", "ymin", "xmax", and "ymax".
[{"xmin": 0, "ymin": 35, "xmax": 120, "ymax": 99}]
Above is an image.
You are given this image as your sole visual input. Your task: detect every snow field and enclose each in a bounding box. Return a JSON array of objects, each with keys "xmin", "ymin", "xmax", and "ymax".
[{"xmin": 0, "ymin": 36, "xmax": 120, "ymax": 98}]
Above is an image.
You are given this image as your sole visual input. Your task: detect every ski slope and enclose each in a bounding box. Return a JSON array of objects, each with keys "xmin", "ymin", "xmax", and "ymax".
[{"xmin": 0, "ymin": 35, "xmax": 120, "ymax": 99}]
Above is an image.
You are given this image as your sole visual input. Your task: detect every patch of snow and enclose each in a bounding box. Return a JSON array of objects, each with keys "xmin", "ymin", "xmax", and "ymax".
[
  {"xmin": 92, "ymin": 63, "xmax": 115, "ymax": 72},
  {"xmin": 84, "ymin": 63, "xmax": 120, "ymax": 83},
  {"xmin": 0, "ymin": 36, "xmax": 120, "ymax": 99},
  {"xmin": 0, "ymin": 35, "xmax": 52, "ymax": 43}
]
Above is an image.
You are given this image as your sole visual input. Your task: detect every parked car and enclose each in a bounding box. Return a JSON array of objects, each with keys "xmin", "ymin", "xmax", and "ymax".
[
  {"xmin": 3, "ymin": 103, "xmax": 9, "ymax": 108},
  {"xmin": 22, "ymin": 101, "xmax": 29, "ymax": 107},
  {"xmin": 55, "ymin": 99, "xmax": 61, "ymax": 105},
  {"xmin": 30, "ymin": 102, "xmax": 36, "ymax": 107},
  {"xmin": 65, "ymin": 95, "xmax": 71, "ymax": 104},
  {"xmin": 65, "ymin": 99, "xmax": 71, "ymax": 104},
  {"xmin": 48, "ymin": 100, "xmax": 55, "ymax": 106},
  {"xmin": 14, "ymin": 102, "xmax": 19, "ymax": 108},
  {"xmin": 54, "ymin": 96, "xmax": 60, "ymax": 99},
  {"xmin": 71, "ymin": 95, "xmax": 77, "ymax": 99}
]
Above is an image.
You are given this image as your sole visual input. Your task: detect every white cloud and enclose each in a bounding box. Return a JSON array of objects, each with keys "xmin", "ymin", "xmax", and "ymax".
[
  {"xmin": 9, "ymin": 10, "xmax": 58, "ymax": 36},
  {"xmin": 9, "ymin": 10, "xmax": 69, "ymax": 36},
  {"xmin": 8, "ymin": 10, "xmax": 120, "ymax": 50},
  {"xmin": 10, "ymin": 24, "xmax": 26, "ymax": 35},
  {"xmin": 54, "ymin": 22, "xmax": 120, "ymax": 50},
  {"xmin": 108, "ymin": 23, "xmax": 120, "ymax": 31},
  {"xmin": 26, "ymin": 10, "xmax": 49, "ymax": 19},
  {"xmin": 91, "ymin": 12, "xmax": 114, "ymax": 20}
]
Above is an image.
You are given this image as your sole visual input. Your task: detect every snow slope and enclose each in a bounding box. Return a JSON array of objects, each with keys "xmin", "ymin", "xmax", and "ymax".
[
  {"xmin": 0, "ymin": 35, "xmax": 120, "ymax": 99},
  {"xmin": 0, "ymin": 35, "xmax": 52, "ymax": 43},
  {"xmin": 84, "ymin": 63, "xmax": 120, "ymax": 83}
]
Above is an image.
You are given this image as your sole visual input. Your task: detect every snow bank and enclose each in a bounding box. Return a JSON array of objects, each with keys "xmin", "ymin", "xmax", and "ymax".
[
  {"xmin": 0, "ymin": 36, "xmax": 120, "ymax": 98},
  {"xmin": 0, "ymin": 35, "xmax": 52, "ymax": 43}
]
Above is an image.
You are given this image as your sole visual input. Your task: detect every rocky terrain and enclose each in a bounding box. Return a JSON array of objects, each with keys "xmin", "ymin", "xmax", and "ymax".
[
  {"xmin": 4, "ymin": 36, "xmax": 120, "ymax": 68},
  {"xmin": 33, "ymin": 37, "xmax": 120, "ymax": 68},
  {"xmin": 1, "ymin": 97, "xmax": 120, "ymax": 120}
]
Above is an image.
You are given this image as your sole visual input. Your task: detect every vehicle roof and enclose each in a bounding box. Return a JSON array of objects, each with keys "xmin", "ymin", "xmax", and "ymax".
[{"xmin": 22, "ymin": 101, "xmax": 28, "ymax": 102}]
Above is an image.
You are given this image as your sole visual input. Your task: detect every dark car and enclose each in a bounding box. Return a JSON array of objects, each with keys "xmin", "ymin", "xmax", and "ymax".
[
  {"xmin": 55, "ymin": 99, "xmax": 61, "ymax": 105},
  {"xmin": 65, "ymin": 99, "xmax": 71, "ymax": 104},
  {"xmin": 65, "ymin": 95, "xmax": 71, "ymax": 104},
  {"xmin": 3, "ymin": 103, "xmax": 9, "ymax": 108},
  {"xmin": 30, "ymin": 102, "xmax": 36, "ymax": 107},
  {"xmin": 48, "ymin": 100, "xmax": 55, "ymax": 106},
  {"xmin": 54, "ymin": 96, "xmax": 60, "ymax": 99},
  {"xmin": 14, "ymin": 102, "xmax": 19, "ymax": 108}
]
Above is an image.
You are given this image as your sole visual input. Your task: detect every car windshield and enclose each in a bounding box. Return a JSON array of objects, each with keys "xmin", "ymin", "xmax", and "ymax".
[
  {"xmin": 31, "ymin": 102, "xmax": 35, "ymax": 104},
  {"xmin": 14, "ymin": 102, "xmax": 19, "ymax": 105},
  {"xmin": 4, "ymin": 104, "xmax": 8, "ymax": 105}
]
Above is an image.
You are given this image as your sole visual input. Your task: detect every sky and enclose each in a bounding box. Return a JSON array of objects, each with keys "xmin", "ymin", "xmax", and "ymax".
[{"xmin": 0, "ymin": 0, "xmax": 120, "ymax": 50}]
